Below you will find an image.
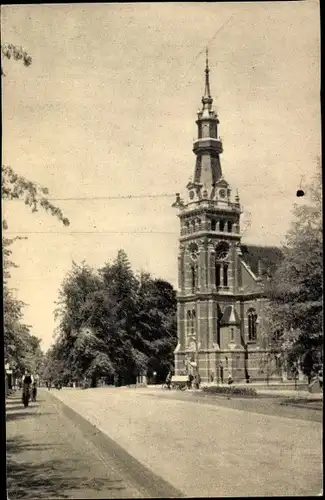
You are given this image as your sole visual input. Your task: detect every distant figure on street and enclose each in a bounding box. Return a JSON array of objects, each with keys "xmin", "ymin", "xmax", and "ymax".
[
  {"xmin": 22, "ymin": 372, "xmax": 33, "ymax": 406},
  {"xmin": 227, "ymin": 374, "xmax": 233, "ymax": 385},
  {"xmin": 318, "ymin": 369, "xmax": 323, "ymax": 389},
  {"xmin": 31, "ymin": 381, "xmax": 37, "ymax": 402},
  {"xmin": 220, "ymin": 365, "xmax": 224, "ymax": 384},
  {"xmin": 188, "ymin": 373, "xmax": 194, "ymax": 389},
  {"xmin": 165, "ymin": 372, "xmax": 172, "ymax": 390},
  {"xmin": 210, "ymin": 373, "xmax": 214, "ymax": 383}
]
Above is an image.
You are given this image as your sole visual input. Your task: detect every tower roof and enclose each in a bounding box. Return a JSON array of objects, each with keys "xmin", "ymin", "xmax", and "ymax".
[{"xmin": 202, "ymin": 48, "xmax": 213, "ymax": 111}]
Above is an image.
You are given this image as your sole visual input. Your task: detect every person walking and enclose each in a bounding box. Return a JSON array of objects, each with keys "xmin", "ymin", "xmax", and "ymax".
[
  {"xmin": 22, "ymin": 371, "xmax": 33, "ymax": 406},
  {"xmin": 31, "ymin": 381, "xmax": 37, "ymax": 402},
  {"xmin": 165, "ymin": 371, "xmax": 172, "ymax": 390}
]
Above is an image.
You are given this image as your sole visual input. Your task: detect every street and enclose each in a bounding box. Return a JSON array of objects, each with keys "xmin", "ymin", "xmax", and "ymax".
[
  {"xmin": 7, "ymin": 386, "xmax": 322, "ymax": 498},
  {"xmin": 5, "ymin": 390, "xmax": 183, "ymax": 499}
]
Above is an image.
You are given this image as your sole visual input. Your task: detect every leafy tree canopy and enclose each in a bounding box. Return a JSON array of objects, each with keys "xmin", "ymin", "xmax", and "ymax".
[
  {"xmin": 50, "ymin": 251, "xmax": 177, "ymax": 387},
  {"xmin": 267, "ymin": 165, "xmax": 322, "ymax": 374}
]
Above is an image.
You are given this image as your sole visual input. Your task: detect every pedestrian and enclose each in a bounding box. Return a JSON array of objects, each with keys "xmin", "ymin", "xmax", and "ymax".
[
  {"xmin": 31, "ymin": 381, "xmax": 37, "ymax": 402},
  {"xmin": 22, "ymin": 371, "xmax": 33, "ymax": 406},
  {"xmin": 166, "ymin": 372, "xmax": 172, "ymax": 390},
  {"xmin": 318, "ymin": 369, "xmax": 323, "ymax": 389},
  {"xmin": 188, "ymin": 373, "xmax": 194, "ymax": 389},
  {"xmin": 220, "ymin": 365, "xmax": 224, "ymax": 384}
]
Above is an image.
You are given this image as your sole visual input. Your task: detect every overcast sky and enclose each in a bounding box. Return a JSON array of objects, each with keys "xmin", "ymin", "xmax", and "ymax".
[{"xmin": 2, "ymin": 1, "xmax": 320, "ymax": 352}]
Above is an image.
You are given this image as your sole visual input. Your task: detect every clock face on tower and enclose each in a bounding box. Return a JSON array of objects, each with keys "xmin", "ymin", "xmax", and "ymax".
[{"xmin": 215, "ymin": 241, "xmax": 230, "ymax": 260}]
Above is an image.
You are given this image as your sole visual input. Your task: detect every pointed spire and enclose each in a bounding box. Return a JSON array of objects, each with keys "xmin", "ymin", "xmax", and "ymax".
[
  {"xmin": 202, "ymin": 47, "xmax": 213, "ymax": 111},
  {"xmin": 204, "ymin": 47, "xmax": 211, "ymax": 98}
]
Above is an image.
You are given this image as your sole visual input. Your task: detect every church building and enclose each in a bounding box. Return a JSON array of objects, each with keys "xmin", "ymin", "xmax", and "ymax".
[{"xmin": 173, "ymin": 52, "xmax": 283, "ymax": 383}]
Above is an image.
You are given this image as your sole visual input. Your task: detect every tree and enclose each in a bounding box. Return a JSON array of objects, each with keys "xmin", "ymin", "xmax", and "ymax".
[
  {"xmin": 51, "ymin": 250, "xmax": 178, "ymax": 387},
  {"xmin": 268, "ymin": 165, "xmax": 322, "ymax": 377},
  {"xmin": 1, "ymin": 43, "xmax": 32, "ymax": 76}
]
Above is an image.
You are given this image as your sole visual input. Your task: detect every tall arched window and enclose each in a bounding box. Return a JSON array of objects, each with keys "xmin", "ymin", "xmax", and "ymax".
[
  {"xmin": 215, "ymin": 263, "xmax": 221, "ymax": 287},
  {"xmin": 191, "ymin": 265, "xmax": 197, "ymax": 293},
  {"xmin": 197, "ymin": 218, "xmax": 202, "ymax": 231},
  {"xmin": 248, "ymin": 308, "xmax": 258, "ymax": 341},
  {"xmin": 227, "ymin": 221, "xmax": 233, "ymax": 233},
  {"xmin": 211, "ymin": 219, "xmax": 216, "ymax": 231},
  {"xmin": 191, "ymin": 309, "xmax": 196, "ymax": 335},
  {"xmin": 219, "ymin": 220, "xmax": 225, "ymax": 232},
  {"xmin": 223, "ymin": 264, "xmax": 228, "ymax": 287},
  {"xmin": 215, "ymin": 241, "xmax": 229, "ymax": 288},
  {"xmin": 187, "ymin": 310, "xmax": 191, "ymax": 337}
]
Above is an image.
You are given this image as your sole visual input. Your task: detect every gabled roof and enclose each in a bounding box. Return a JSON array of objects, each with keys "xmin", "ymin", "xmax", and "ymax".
[
  {"xmin": 220, "ymin": 305, "xmax": 240, "ymax": 326},
  {"xmin": 240, "ymin": 244, "xmax": 283, "ymax": 278}
]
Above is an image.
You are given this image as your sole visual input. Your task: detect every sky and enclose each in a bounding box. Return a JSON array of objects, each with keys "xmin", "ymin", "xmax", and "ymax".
[{"xmin": 2, "ymin": 1, "xmax": 321, "ymax": 352}]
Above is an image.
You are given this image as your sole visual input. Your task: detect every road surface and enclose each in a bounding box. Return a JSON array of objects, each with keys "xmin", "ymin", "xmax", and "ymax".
[
  {"xmin": 51, "ymin": 386, "xmax": 322, "ymax": 497},
  {"xmin": 6, "ymin": 390, "xmax": 183, "ymax": 499}
]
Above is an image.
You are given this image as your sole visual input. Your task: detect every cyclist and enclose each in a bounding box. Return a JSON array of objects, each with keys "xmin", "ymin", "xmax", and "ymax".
[{"xmin": 22, "ymin": 371, "xmax": 33, "ymax": 407}]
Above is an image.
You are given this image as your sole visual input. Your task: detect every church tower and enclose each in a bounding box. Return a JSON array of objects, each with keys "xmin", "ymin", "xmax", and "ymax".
[{"xmin": 173, "ymin": 51, "xmax": 267, "ymax": 383}]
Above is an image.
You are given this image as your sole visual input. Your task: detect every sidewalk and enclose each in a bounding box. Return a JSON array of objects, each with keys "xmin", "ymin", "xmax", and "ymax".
[{"xmin": 145, "ymin": 384, "xmax": 323, "ymax": 401}]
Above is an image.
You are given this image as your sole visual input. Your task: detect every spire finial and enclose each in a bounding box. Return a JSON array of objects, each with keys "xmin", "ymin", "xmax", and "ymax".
[{"xmin": 204, "ymin": 47, "xmax": 211, "ymax": 99}]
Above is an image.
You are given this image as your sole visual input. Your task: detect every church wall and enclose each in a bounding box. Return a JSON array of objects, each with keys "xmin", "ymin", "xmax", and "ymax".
[{"xmin": 198, "ymin": 300, "xmax": 209, "ymax": 349}]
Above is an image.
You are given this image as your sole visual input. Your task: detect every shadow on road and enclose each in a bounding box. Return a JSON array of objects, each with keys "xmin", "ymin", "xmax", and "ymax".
[
  {"xmin": 6, "ymin": 435, "xmax": 127, "ymax": 499},
  {"xmin": 6, "ymin": 411, "xmax": 52, "ymax": 422}
]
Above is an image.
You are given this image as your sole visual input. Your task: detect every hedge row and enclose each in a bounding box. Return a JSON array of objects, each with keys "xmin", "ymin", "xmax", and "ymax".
[{"xmin": 202, "ymin": 385, "xmax": 258, "ymax": 397}]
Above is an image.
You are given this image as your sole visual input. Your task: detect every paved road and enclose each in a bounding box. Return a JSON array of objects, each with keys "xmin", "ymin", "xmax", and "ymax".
[
  {"xmin": 51, "ymin": 386, "xmax": 323, "ymax": 497},
  {"xmin": 5, "ymin": 390, "xmax": 183, "ymax": 499}
]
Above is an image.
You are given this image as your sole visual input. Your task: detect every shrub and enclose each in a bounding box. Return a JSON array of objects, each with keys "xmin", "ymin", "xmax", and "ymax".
[{"xmin": 202, "ymin": 385, "xmax": 257, "ymax": 397}]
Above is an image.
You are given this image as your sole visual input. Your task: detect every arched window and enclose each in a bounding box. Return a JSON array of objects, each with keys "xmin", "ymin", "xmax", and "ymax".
[
  {"xmin": 191, "ymin": 309, "xmax": 196, "ymax": 335},
  {"xmin": 187, "ymin": 310, "xmax": 191, "ymax": 337},
  {"xmin": 185, "ymin": 221, "xmax": 190, "ymax": 234},
  {"xmin": 219, "ymin": 220, "xmax": 225, "ymax": 232},
  {"xmin": 223, "ymin": 264, "xmax": 228, "ymax": 287},
  {"xmin": 227, "ymin": 221, "xmax": 233, "ymax": 232},
  {"xmin": 211, "ymin": 219, "xmax": 216, "ymax": 231},
  {"xmin": 191, "ymin": 265, "xmax": 198, "ymax": 293},
  {"xmin": 248, "ymin": 308, "xmax": 258, "ymax": 341},
  {"xmin": 215, "ymin": 263, "xmax": 221, "ymax": 287},
  {"xmin": 196, "ymin": 218, "xmax": 202, "ymax": 231},
  {"xmin": 191, "ymin": 219, "xmax": 196, "ymax": 233}
]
